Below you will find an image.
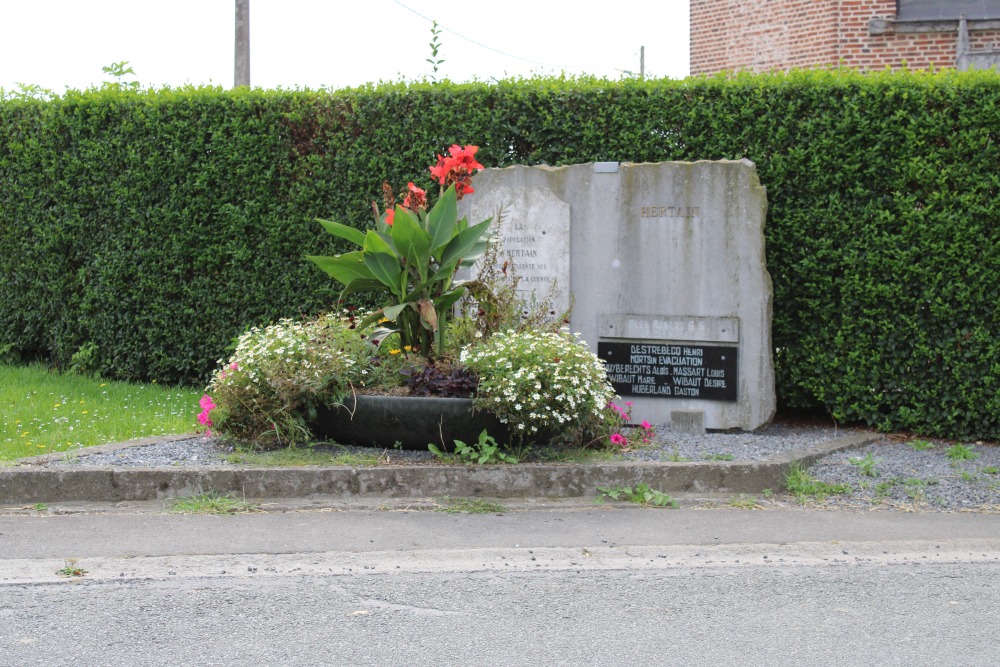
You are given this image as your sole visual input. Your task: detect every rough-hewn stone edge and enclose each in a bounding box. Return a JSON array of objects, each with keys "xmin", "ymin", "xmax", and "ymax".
[{"xmin": 0, "ymin": 432, "xmax": 882, "ymax": 503}]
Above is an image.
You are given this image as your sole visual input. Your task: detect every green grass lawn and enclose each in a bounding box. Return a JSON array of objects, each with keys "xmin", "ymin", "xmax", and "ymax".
[{"xmin": 0, "ymin": 363, "xmax": 203, "ymax": 461}]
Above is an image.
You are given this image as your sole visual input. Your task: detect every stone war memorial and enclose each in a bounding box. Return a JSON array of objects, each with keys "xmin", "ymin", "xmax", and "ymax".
[{"xmin": 464, "ymin": 160, "xmax": 776, "ymax": 432}]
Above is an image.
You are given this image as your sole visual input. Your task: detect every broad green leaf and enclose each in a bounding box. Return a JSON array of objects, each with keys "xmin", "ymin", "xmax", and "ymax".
[
  {"xmin": 383, "ymin": 303, "xmax": 408, "ymax": 320},
  {"xmin": 359, "ymin": 228, "xmax": 404, "ymax": 292},
  {"xmin": 315, "ymin": 218, "xmax": 365, "ymax": 247},
  {"xmin": 457, "ymin": 234, "xmax": 493, "ymax": 268},
  {"xmin": 364, "ymin": 251, "xmax": 404, "ymax": 294},
  {"xmin": 339, "ymin": 278, "xmax": 385, "ymax": 299},
  {"xmin": 306, "ymin": 252, "xmax": 376, "ymax": 286},
  {"xmin": 363, "ymin": 229, "xmax": 398, "ymax": 258},
  {"xmin": 434, "ymin": 285, "xmax": 467, "ymax": 312},
  {"xmin": 437, "ymin": 217, "xmax": 494, "ymax": 275},
  {"xmin": 358, "ymin": 308, "xmax": 392, "ymax": 332},
  {"xmin": 427, "ymin": 185, "xmax": 459, "ymax": 254},
  {"xmin": 390, "ymin": 207, "xmax": 431, "ymax": 283}
]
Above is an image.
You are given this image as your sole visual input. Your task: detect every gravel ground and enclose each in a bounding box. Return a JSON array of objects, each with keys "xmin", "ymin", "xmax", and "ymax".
[
  {"xmin": 47, "ymin": 419, "xmax": 851, "ymax": 467},
  {"xmin": 40, "ymin": 421, "xmax": 1000, "ymax": 512},
  {"xmin": 789, "ymin": 436, "xmax": 1000, "ymax": 512}
]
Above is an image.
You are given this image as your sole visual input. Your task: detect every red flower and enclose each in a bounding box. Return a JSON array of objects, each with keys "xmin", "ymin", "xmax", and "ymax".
[
  {"xmin": 402, "ymin": 182, "xmax": 427, "ymax": 210},
  {"xmin": 429, "ymin": 144, "xmax": 484, "ymax": 200},
  {"xmin": 385, "ymin": 208, "xmax": 395, "ymax": 226}
]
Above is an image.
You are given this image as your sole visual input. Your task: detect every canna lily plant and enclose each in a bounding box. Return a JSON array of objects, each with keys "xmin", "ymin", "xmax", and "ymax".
[{"xmin": 306, "ymin": 145, "xmax": 493, "ymax": 358}]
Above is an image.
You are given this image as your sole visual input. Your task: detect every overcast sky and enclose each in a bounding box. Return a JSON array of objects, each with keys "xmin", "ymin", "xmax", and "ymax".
[{"xmin": 0, "ymin": 0, "xmax": 690, "ymax": 94}]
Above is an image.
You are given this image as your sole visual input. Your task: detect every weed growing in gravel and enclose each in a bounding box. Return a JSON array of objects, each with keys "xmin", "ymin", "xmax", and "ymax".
[
  {"xmin": 167, "ymin": 492, "xmax": 257, "ymax": 514},
  {"xmin": 874, "ymin": 478, "xmax": 902, "ymax": 498},
  {"xmin": 903, "ymin": 478, "xmax": 936, "ymax": 501},
  {"xmin": 665, "ymin": 448, "xmax": 691, "ymax": 462},
  {"xmin": 945, "ymin": 444, "xmax": 979, "ymax": 462},
  {"xmin": 907, "ymin": 439, "xmax": 934, "ymax": 451},
  {"xmin": 596, "ymin": 484, "xmax": 679, "ymax": 508},
  {"xmin": 982, "ymin": 466, "xmax": 999, "ymax": 475},
  {"xmin": 960, "ymin": 470, "xmax": 980, "ymax": 483},
  {"xmin": 848, "ymin": 452, "xmax": 879, "ymax": 477},
  {"xmin": 703, "ymin": 453, "xmax": 735, "ymax": 461},
  {"xmin": 429, "ymin": 430, "xmax": 518, "ymax": 464},
  {"xmin": 785, "ymin": 463, "xmax": 851, "ymax": 501},
  {"xmin": 435, "ymin": 497, "xmax": 506, "ymax": 514},
  {"xmin": 32, "ymin": 503, "xmax": 48, "ymax": 512}
]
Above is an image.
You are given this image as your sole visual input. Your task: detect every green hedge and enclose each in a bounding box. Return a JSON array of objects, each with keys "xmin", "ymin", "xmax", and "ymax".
[{"xmin": 1, "ymin": 71, "xmax": 997, "ymax": 439}]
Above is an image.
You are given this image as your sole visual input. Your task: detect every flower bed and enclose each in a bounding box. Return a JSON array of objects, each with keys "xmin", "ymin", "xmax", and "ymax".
[{"xmin": 199, "ymin": 146, "xmax": 647, "ymax": 455}]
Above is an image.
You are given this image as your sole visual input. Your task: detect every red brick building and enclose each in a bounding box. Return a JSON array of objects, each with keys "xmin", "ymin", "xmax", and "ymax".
[{"xmin": 690, "ymin": 0, "xmax": 1000, "ymax": 74}]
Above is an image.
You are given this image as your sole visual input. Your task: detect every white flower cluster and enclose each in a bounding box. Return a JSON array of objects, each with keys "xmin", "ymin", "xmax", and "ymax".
[
  {"xmin": 206, "ymin": 312, "xmax": 372, "ymax": 442},
  {"xmin": 461, "ymin": 330, "xmax": 614, "ymax": 435},
  {"xmin": 211, "ymin": 317, "xmax": 359, "ymax": 395}
]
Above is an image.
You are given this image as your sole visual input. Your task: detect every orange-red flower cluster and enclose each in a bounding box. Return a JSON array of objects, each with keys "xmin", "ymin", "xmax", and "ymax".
[
  {"xmin": 402, "ymin": 182, "xmax": 427, "ymax": 210},
  {"xmin": 386, "ymin": 182, "xmax": 428, "ymax": 226},
  {"xmin": 429, "ymin": 144, "xmax": 484, "ymax": 199},
  {"xmin": 383, "ymin": 146, "xmax": 481, "ymax": 225}
]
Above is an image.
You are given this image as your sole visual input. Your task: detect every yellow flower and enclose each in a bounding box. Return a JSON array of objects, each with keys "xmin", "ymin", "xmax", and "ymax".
[
  {"xmin": 403, "ymin": 345, "xmax": 412, "ymax": 352},
  {"xmin": 81, "ymin": 411, "xmax": 89, "ymax": 415},
  {"xmin": 388, "ymin": 349, "xmax": 401, "ymax": 355}
]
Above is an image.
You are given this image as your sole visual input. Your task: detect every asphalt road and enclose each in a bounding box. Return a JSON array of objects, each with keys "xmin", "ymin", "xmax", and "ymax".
[{"xmin": 2, "ymin": 504, "xmax": 999, "ymax": 666}]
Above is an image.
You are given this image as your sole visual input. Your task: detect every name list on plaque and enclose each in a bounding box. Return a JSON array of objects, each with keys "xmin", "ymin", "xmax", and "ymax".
[{"xmin": 598, "ymin": 341, "xmax": 738, "ymax": 402}]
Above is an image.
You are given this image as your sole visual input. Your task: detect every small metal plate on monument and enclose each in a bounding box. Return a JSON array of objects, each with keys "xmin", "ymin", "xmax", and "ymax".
[{"xmin": 598, "ymin": 341, "xmax": 738, "ymax": 402}]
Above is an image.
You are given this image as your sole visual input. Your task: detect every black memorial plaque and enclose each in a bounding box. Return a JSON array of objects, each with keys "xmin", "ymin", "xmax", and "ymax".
[{"xmin": 598, "ymin": 341, "xmax": 738, "ymax": 402}]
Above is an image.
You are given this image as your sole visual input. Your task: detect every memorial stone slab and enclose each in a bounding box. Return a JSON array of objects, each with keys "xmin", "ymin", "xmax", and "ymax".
[
  {"xmin": 468, "ymin": 160, "xmax": 776, "ymax": 431},
  {"xmin": 466, "ymin": 185, "xmax": 571, "ymax": 319}
]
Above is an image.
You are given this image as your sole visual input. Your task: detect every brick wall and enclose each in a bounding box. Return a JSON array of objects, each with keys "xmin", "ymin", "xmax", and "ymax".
[{"xmin": 691, "ymin": 0, "xmax": 1000, "ymax": 73}]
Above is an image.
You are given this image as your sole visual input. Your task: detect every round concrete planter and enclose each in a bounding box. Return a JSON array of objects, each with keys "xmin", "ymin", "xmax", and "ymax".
[{"xmin": 313, "ymin": 395, "xmax": 512, "ymax": 450}]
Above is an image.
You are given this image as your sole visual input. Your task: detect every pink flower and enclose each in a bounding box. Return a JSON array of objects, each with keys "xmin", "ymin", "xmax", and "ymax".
[
  {"xmin": 607, "ymin": 401, "xmax": 628, "ymax": 420},
  {"xmin": 625, "ymin": 401, "xmax": 634, "ymax": 408},
  {"xmin": 641, "ymin": 420, "xmax": 652, "ymax": 430},
  {"xmin": 230, "ymin": 362, "xmax": 238, "ymax": 371},
  {"xmin": 610, "ymin": 433, "xmax": 627, "ymax": 447},
  {"xmin": 198, "ymin": 394, "xmax": 216, "ymax": 428}
]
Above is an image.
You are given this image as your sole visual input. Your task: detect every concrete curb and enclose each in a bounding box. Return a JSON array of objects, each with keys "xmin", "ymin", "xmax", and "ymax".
[{"xmin": 0, "ymin": 432, "xmax": 880, "ymax": 504}]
